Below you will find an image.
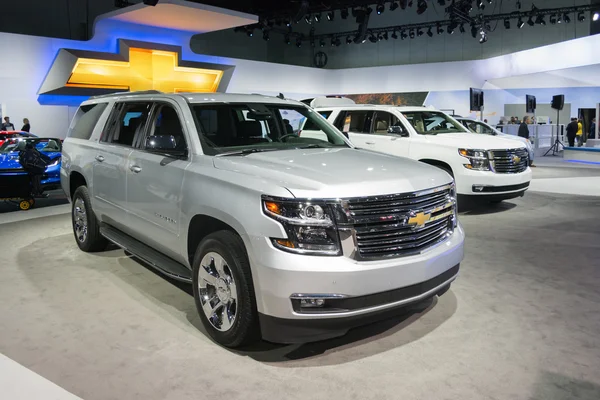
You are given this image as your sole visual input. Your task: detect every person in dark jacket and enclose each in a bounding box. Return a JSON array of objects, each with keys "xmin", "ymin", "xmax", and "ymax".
[
  {"xmin": 21, "ymin": 118, "xmax": 30, "ymax": 132},
  {"xmin": 589, "ymin": 118, "xmax": 596, "ymax": 139},
  {"xmin": 1, "ymin": 116, "xmax": 15, "ymax": 131},
  {"xmin": 565, "ymin": 118, "xmax": 578, "ymax": 147},
  {"xmin": 518, "ymin": 116, "xmax": 530, "ymax": 139},
  {"xmin": 18, "ymin": 142, "xmax": 50, "ymax": 197}
]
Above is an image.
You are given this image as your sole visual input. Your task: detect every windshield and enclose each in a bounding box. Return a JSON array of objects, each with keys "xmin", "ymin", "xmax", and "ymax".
[
  {"xmin": 0, "ymin": 138, "xmax": 62, "ymax": 153},
  {"xmin": 461, "ymin": 120, "xmax": 495, "ymax": 135},
  {"xmin": 189, "ymin": 103, "xmax": 349, "ymax": 155},
  {"xmin": 402, "ymin": 111, "xmax": 466, "ymax": 135}
]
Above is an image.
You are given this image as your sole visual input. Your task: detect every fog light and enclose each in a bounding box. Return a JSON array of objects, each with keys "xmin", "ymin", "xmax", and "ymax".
[
  {"xmin": 473, "ymin": 185, "xmax": 484, "ymax": 192},
  {"xmin": 300, "ymin": 298, "xmax": 325, "ymax": 307}
]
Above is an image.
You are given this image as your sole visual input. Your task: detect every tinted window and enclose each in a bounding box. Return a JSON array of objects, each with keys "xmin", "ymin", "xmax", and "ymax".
[
  {"xmin": 147, "ymin": 104, "xmax": 187, "ymax": 151},
  {"xmin": 372, "ymin": 111, "xmax": 400, "ymax": 135},
  {"xmin": 69, "ymin": 103, "xmax": 108, "ymax": 140},
  {"xmin": 190, "ymin": 103, "xmax": 348, "ymax": 155},
  {"xmin": 102, "ymin": 102, "xmax": 151, "ymax": 147},
  {"xmin": 341, "ymin": 111, "xmax": 373, "ymax": 133}
]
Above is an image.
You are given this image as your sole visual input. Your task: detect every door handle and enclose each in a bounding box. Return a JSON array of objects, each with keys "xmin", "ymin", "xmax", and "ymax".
[
  {"xmin": 365, "ymin": 142, "xmax": 376, "ymax": 145},
  {"xmin": 95, "ymin": 155, "xmax": 105, "ymax": 162},
  {"xmin": 130, "ymin": 165, "xmax": 142, "ymax": 173}
]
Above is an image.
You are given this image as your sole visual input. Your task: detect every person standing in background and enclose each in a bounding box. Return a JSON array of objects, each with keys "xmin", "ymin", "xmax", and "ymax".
[
  {"xmin": 576, "ymin": 119, "xmax": 583, "ymax": 146},
  {"xmin": 566, "ymin": 118, "xmax": 578, "ymax": 147},
  {"xmin": 21, "ymin": 118, "xmax": 30, "ymax": 132},
  {"xmin": 590, "ymin": 118, "xmax": 596, "ymax": 139},
  {"xmin": 518, "ymin": 116, "xmax": 530, "ymax": 139},
  {"xmin": 1, "ymin": 116, "xmax": 15, "ymax": 131}
]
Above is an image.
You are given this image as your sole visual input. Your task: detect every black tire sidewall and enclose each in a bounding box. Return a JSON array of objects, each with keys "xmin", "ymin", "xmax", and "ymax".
[{"xmin": 192, "ymin": 231, "xmax": 258, "ymax": 348}]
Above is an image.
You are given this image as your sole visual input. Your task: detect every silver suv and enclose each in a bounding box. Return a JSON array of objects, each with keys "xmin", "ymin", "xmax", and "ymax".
[{"xmin": 61, "ymin": 91, "xmax": 465, "ymax": 348}]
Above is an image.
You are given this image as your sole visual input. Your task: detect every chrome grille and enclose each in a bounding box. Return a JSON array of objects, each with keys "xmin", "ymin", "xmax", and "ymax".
[
  {"xmin": 341, "ymin": 185, "xmax": 455, "ymax": 259},
  {"xmin": 490, "ymin": 148, "xmax": 529, "ymax": 174}
]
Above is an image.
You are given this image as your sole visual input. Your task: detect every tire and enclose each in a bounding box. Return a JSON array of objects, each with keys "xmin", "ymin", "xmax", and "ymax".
[
  {"xmin": 71, "ymin": 186, "xmax": 107, "ymax": 252},
  {"xmin": 192, "ymin": 230, "xmax": 259, "ymax": 348}
]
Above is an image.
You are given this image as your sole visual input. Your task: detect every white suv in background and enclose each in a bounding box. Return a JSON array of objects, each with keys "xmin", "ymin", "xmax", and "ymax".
[
  {"xmin": 305, "ymin": 98, "xmax": 532, "ymax": 202},
  {"xmin": 61, "ymin": 92, "xmax": 464, "ymax": 348}
]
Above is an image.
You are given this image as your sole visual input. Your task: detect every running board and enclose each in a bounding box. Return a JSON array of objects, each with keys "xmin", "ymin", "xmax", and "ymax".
[{"xmin": 100, "ymin": 223, "xmax": 192, "ymax": 283}]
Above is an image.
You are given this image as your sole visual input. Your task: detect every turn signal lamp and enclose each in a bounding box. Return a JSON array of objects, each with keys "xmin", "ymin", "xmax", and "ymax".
[{"xmin": 264, "ymin": 201, "xmax": 281, "ymax": 215}]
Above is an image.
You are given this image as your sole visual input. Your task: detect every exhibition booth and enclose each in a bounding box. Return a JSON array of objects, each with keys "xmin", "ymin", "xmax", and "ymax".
[{"xmin": 1, "ymin": 1, "xmax": 600, "ymax": 140}]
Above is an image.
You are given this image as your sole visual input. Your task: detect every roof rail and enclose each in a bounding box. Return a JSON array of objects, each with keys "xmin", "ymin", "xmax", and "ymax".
[{"xmin": 89, "ymin": 90, "xmax": 163, "ymax": 99}]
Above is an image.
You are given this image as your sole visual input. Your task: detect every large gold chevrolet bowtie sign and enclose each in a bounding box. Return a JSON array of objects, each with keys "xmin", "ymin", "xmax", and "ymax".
[{"xmin": 38, "ymin": 40, "xmax": 234, "ymax": 97}]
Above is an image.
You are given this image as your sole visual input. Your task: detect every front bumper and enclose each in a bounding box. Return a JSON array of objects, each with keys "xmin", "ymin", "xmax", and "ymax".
[
  {"xmin": 246, "ymin": 223, "xmax": 465, "ymax": 343},
  {"xmin": 456, "ymin": 168, "xmax": 532, "ymax": 196}
]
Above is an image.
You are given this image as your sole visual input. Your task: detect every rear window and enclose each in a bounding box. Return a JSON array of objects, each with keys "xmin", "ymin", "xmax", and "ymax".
[{"xmin": 68, "ymin": 103, "xmax": 108, "ymax": 140}]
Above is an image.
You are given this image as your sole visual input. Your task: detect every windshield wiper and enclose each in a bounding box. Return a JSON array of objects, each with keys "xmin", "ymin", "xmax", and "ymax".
[
  {"xmin": 295, "ymin": 144, "xmax": 329, "ymax": 149},
  {"xmin": 216, "ymin": 148, "xmax": 278, "ymax": 157}
]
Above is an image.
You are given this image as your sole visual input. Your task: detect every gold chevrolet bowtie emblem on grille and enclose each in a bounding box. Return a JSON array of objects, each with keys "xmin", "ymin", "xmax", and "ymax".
[
  {"xmin": 512, "ymin": 155, "xmax": 521, "ymax": 163},
  {"xmin": 408, "ymin": 212, "xmax": 431, "ymax": 228}
]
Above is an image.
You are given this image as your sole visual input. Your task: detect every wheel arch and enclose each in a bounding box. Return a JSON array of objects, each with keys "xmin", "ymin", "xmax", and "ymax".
[{"xmin": 69, "ymin": 171, "xmax": 87, "ymax": 200}]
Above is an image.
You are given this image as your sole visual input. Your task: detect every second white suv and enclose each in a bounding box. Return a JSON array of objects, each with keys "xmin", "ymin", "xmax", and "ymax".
[{"xmin": 305, "ymin": 98, "xmax": 532, "ymax": 202}]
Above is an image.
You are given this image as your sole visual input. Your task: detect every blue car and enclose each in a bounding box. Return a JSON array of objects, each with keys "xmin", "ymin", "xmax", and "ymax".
[{"xmin": 0, "ymin": 137, "xmax": 62, "ymax": 209}]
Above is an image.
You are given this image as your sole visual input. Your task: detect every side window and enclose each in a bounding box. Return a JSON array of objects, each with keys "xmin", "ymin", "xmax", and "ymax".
[
  {"xmin": 372, "ymin": 111, "xmax": 400, "ymax": 135},
  {"xmin": 147, "ymin": 104, "xmax": 187, "ymax": 151},
  {"xmin": 69, "ymin": 103, "xmax": 108, "ymax": 140},
  {"xmin": 101, "ymin": 102, "xmax": 151, "ymax": 147},
  {"xmin": 302, "ymin": 110, "xmax": 332, "ymax": 131},
  {"xmin": 337, "ymin": 111, "xmax": 373, "ymax": 133}
]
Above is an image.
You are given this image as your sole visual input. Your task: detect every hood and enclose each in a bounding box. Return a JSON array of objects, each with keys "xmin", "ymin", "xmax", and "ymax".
[
  {"xmin": 424, "ymin": 132, "xmax": 525, "ymax": 150},
  {"xmin": 0, "ymin": 151, "xmax": 61, "ymax": 170},
  {"xmin": 213, "ymin": 148, "xmax": 452, "ymax": 198}
]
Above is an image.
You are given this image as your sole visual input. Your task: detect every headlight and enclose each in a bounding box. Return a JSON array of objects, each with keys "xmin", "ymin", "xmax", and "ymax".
[
  {"xmin": 458, "ymin": 148, "xmax": 490, "ymax": 171},
  {"xmin": 47, "ymin": 157, "xmax": 61, "ymax": 167},
  {"xmin": 262, "ymin": 197, "xmax": 341, "ymax": 256}
]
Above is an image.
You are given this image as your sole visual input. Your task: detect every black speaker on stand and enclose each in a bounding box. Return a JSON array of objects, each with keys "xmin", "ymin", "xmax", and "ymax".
[{"xmin": 544, "ymin": 94, "xmax": 565, "ymax": 156}]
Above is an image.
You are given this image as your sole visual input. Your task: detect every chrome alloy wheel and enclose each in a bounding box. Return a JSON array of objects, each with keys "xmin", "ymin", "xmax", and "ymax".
[
  {"xmin": 73, "ymin": 197, "xmax": 88, "ymax": 243},
  {"xmin": 198, "ymin": 252, "xmax": 238, "ymax": 332}
]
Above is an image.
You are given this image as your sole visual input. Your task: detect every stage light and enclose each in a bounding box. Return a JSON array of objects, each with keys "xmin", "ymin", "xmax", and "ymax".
[
  {"xmin": 304, "ymin": 15, "xmax": 312, "ymax": 24},
  {"xmin": 517, "ymin": 17, "xmax": 524, "ymax": 28},
  {"xmin": 471, "ymin": 24, "xmax": 477, "ymax": 38},
  {"xmin": 246, "ymin": 28, "xmax": 254, "ymax": 37},
  {"xmin": 527, "ymin": 16, "xmax": 534, "ymax": 26},
  {"xmin": 516, "ymin": 0, "xmax": 521, "ymax": 9},
  {"xmin": 369, "ymin": 34, "xmax": 378, "ymax": 43},
  {"xmin": 399, "ymin": 0, "xmax": 407, "ymax": 9},
  {"xmin": 536, "ymin": 15, "xmax": 546, "ymax": 25},
  {"xmin": 486, "ymin": 0, "xmax": 492, "ymax": 3},
  {"xmin": 563, "ymin": 13, "xmax": 571, "ymax": 23},
  {"xmin": 557, "ymin": 14, "xmax": 562, "ymax": 23},
  {"xmin": 436, "ymin": 24, "xmax": 444, "ymax": 34},
  {"xmin": 286, "ymin": 19, "xmax": 292, "ymax": 27},
  {"xmin": 285, "ymin": 34, "xmax": 291, "ymax": 45},
  {"xmin": 427, "ymin": 27, "xmax": 433, "ymax": 37},
  {"xmin": 401, "ymin": 30, "xmax": 408, "ymax": 40},
  {"xmin": 310, "ymin": 38, "xmax": 315, "ymax": 47},
  {"xmin": 296, "ymin": 37, "xmax": 302, "ymax": 47},
  {"xmin": 376, "ymin": 3, "xmax": 385, "ymax": 14},
  {"xmin": 437, "ymin": 0, "xmax": 445, "ymax": 5},
  {"xmin": 390, "ymin": 2, "xmax": 399, "ymax": 11},
  {"xmin": 319, "ymin": 38, "xmax": 325, "ymax": 47},
  {"xmin": 417, "ymin": 28, "xmax": 424, "ymax": 36},
  {"xmin": 335, "ymin": 38, "xmax": 341, "ymax": 46},
  {"xmin": 263, "ymin": 31, "xmax": 270, "ymax": 41},
  {"xmin": 477, "ymin": 0, "xmax": 485, "ymax": 10},
  {"xmin": 459, "ymin": 23, "xmax": 466, "ymax": 33},
  {"xmin": 327, "ymin": 11, "xmax": 335, "ymax": 21},
  {"xmin": 594, "ymin": 12, "xmax": 599, "ymax": 22},
  {"xmin": 409, "ymin": 28, "xmax": 416, "ymax": 38},
  {"xmin": 341, "ymin": 8, "xmax": 349, "ymax": 19},
  {"xmin": 448, "ymin": 21, "xmax": 457, "ymax": 34},
  {"xmin": 346, "ymin": 36, "xmax": 353, "ymax": 44},
  {"xmin": 331, "ymin": 37, "xmax": 335, "ymax": 46},
  {"xmin": 549, "ymin": 14, "xmax": 557, "ymax": 25},
  {"xmin": 479, "ymin": 30, "xmax": 488, "ymax": 43},
  {"xmin": 504, "ymin": 18, "xmax": 510, "ymax": 29},
  {"xmin": 416, "ymin": 0, "xmax": 427, "ymax": 14},
  {"xmin": 391, "ymin": 30, "xmax": 398, "ymax": 39},
  {"xmin": 314, "ymin": 13, "xmax": 321, "ymax": 22},
  {"xmin": 382, "ymin": 31, "xmax": 389, "ymax": 40},
  {"xmin": 578, "ymin": 12, "xmax": 585, "ymax": 22}
]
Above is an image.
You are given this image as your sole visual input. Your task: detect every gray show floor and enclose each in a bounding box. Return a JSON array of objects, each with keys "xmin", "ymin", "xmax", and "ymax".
[{"xmin": 1, "ymin": 165, "xmax": 600, "ymax": 399}]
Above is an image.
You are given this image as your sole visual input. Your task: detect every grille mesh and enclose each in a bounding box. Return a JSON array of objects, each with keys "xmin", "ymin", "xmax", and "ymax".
[{"xmin": 490, "ymin": 148, "xmax": 529, "ymax": 174}]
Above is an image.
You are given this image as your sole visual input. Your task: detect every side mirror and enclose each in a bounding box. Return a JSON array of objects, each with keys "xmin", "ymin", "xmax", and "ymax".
[
  {"xmin": 145, "ymin": 135, "xmax": 187, "ymax": 157},
  {"xmin": 388, "ymin": 126, "xmax": 409, "ymax": 137}
]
